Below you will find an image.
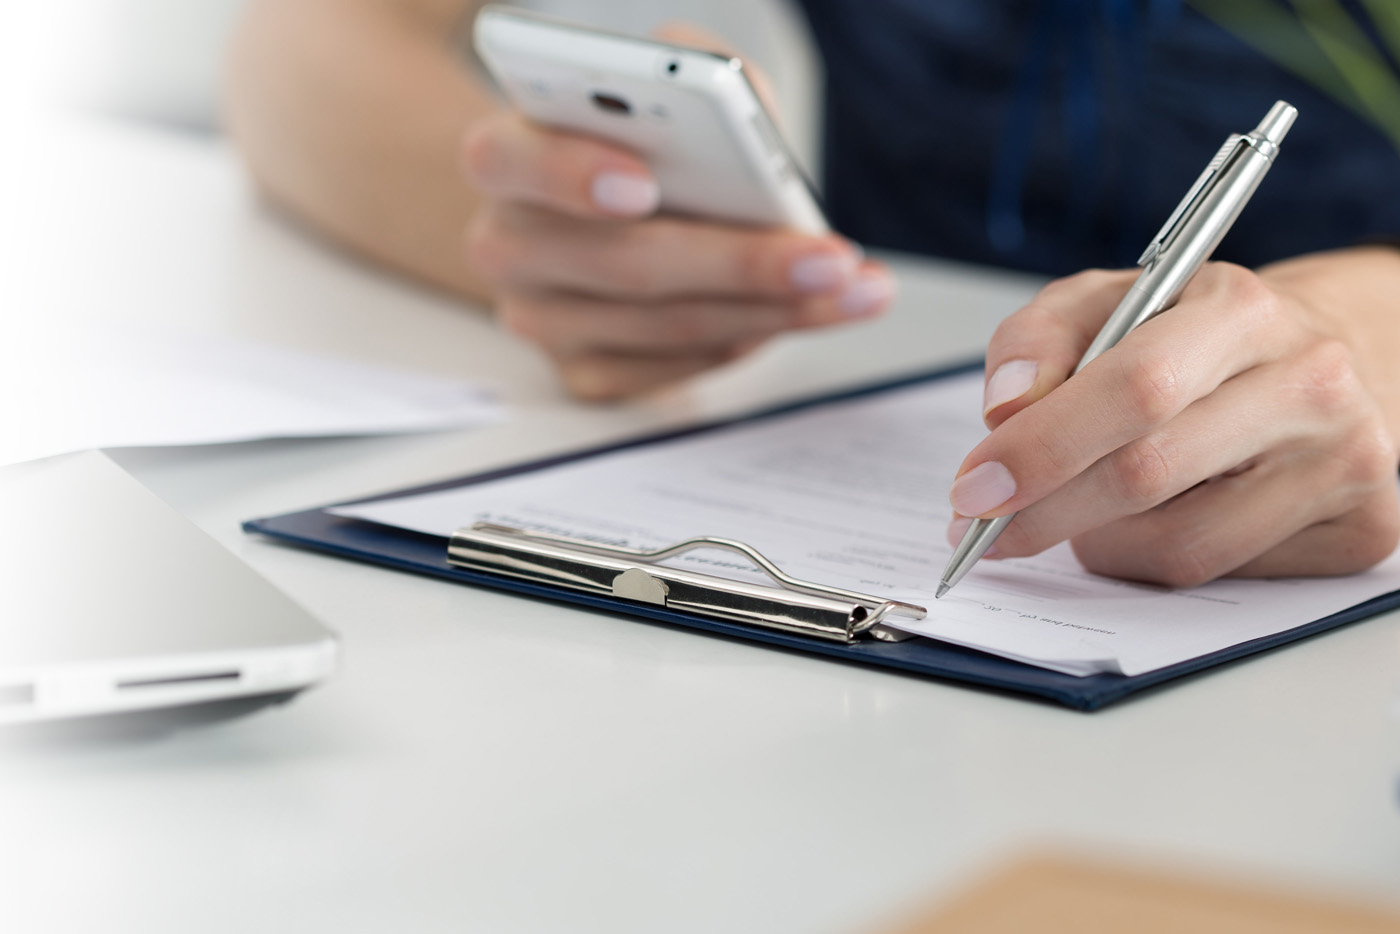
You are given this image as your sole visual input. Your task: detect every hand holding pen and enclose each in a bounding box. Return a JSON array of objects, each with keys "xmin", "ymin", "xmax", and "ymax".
[{"xmin": 940, "ymin": 101, "xmax": 1400, "ymax": 595}]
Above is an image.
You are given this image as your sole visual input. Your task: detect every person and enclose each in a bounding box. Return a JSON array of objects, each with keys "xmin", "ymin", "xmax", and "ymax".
[{"xmin": 226, "ymin": 0, "xmax": 1400, "ymax": 588}]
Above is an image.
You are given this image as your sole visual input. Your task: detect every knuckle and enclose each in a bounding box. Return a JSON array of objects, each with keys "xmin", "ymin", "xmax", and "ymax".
[
  {"xmin": 493, "ymin": 295, "xmax": 543, "ymax": 343},
  {"xmin": 1118, "ymin": 538, "xmax": 1216, "ymax": 589},
  {"xmin": 1074, "ymin": 267, "xmax": 1124, "ymax": 289},
  {"xmin": 725, "ymin": 334, "xmax": 773, "ymax": 361},
  {"xmin": 1294, "ymin": 338, "xmax": 1360, "ymax": 416},
  {"xmin": 1073, "ymin": 523, "xmax": 1218, "ymax": 589},
  {"xmin": 1200, "ymin": 261, "xmax": 1254, "ymax": 295},
  {"xmin": 1149, "ymin": 545, "xmax": 1218, "ymax": 590},
  {"xmin": 1205, "ymin": 261, "xmax": 1258, "ymax": 293},
  {"xmin": 989, "ymin": 300, "xmax": 1073, "ymax": 364},
  {"xmin": 1202, "ymin": 263, "xmax": 1284, "ymax": 331},
  {"xmin": 536, "ymin": 143, "xmax": 591, "ymax": 207},
  {"xmin": 463, "ymin": 207, "xmax": 516, "ymax": 283},
  {"xmin": 1040, "ymin": 268, "xmax": 1095, "ymax": 296},
  {"xmin": 1008, "ymin": 269, "xmax": 1131, "ymax": 356},
  {"xmin": 1349, "ymin": 502, "xmax": 1400, "ymax": 569},
  {"xmin": 1031, "ymin": 275, "xmax": 1074, "ymax": 303},
  {"xmin": 992, "ymin": 512, "xmax": 1052, "ymax": 558},
  {"xmin": 561, "ymin": 359, "xmax": 627, "ymax": 401},
  {"xmin": 660, "ymin": 301, "xmax": 776, "ymax": 347},
  {"xmin": 1117, "ymin": 351, "xmax": 1184, "ymax": 426},
  {"xmin": 987, "ymin": 313, "xmax": 1020, "ymax": 350},
  {"xmin": 615, "ymin": 261, "xmax": 664, "ymax": 300},
  {"xmin": 730, "ymin": 235, "xmax": 778, "ymax": 292},
  {"xmin": 460, "ymin": 119, "xmax": 503, "ymax": 186},
  {"xmin": 638, "ymin": 312, "xmax": 698, "ymax": 347},
  {"xmin": 1237, "ymin": 274, "xmax": 1282, "ymax": 325},
  {"xmin": 606, "ymin": 226, "xmax": 671, "ymax": 298},
  {"xmin": 1019, "ymin": 422, "xmax": 1076, "ymax": 479},
  {"xmin": 1111, "ymin": 434, "xmax": 1177, "ymax": 507},
  {"xmin": 1044, "ymin": 267, "xmax": 1122, "ymax": 298},
  {"xmin": 992, "ymin": 301, "xmax": 1051, "ymax": 343},
  {"xmin": 667, "ymin": 310, "xmax": 722, "ymax": 346},
  {"xmin": 1333, "ymin": 416, "xmax": 1398, "ymax": 491}
]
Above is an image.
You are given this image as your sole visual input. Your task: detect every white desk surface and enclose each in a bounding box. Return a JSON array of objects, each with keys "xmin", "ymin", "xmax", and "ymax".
[{"xmin": 3, "ymin": 116, "xmax": 1399, "ymax": 934}]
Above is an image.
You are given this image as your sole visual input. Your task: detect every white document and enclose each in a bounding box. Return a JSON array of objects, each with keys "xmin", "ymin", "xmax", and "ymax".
[
  {"xmin": 334, "ymin": 371, "xmax": 1400, "ymax": 677},
  {"xmin": 0, "ymin": 324, "xmax": 503, "ymax": 466}
]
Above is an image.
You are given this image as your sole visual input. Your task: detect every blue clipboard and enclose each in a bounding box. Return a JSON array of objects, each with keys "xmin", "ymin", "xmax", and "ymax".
[{"xmin": 242, "ymin": 361, "xmax": 1400, "ymax": 711}]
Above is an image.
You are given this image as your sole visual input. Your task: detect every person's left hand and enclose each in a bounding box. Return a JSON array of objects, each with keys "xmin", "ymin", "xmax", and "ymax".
[{"xmin": 946, "ymin": 250, "xmax": 1400, "ymax": 587}]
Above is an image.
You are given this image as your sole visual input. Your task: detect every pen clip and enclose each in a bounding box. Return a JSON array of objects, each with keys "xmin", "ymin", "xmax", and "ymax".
[{"xmin": 1137, "ymin": 133, "xmax": 1247, "ymax": 267}]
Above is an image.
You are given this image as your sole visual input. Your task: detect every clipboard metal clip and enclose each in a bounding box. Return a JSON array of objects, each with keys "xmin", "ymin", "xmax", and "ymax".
[{"xmin": 447, "ymin": 522, "xmax": 927, "ymax": 645}]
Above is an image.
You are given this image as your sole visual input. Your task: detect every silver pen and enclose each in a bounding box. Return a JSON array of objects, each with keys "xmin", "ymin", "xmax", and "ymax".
[{"xmin": 937, "ymin": 100, "xmax": 1298, "ymax": 599}]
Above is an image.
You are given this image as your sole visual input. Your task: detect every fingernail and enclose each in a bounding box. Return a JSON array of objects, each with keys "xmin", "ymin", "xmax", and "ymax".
[
  {"xmin": 591, "ymin": 172, "xmax": 660, "ymax": 216},
  {"xmin": 983, "ymin": 359, "xmax": 1037, "ymax": 415},
  {"xmin": 837, "ymin": 271, "xmax": 896, "ymax": 317},
  {"xmin": 789, "ymin": 253, "xmax": 857, "ymax": 293},
  {"xmin": 949, "ymin": 462, "xmax": 1016, "ymax": 517}
]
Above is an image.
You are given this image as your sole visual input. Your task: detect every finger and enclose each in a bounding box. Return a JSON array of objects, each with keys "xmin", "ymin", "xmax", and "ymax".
[
  {"xmin": 985, "ymin": 353, "xmax": 1350, "ymax": 556},
  {"xmin": 461, "ymin": 112, "xmax": 659, "ymax": 219},
  {"xmin": 554, "ymin": 349, "xmax": 744, "ymax": 401},
  {"xmin": 498, "ymin": 264, "xmax": 892, "ymax": 356},
  {"xmin": 982, "ymin": 268, "xmax": 1137, "ymax": 428},
  {"xmin": 1069, "ymin": 454, "xmax": 1398, "ymax": 588},
  {"xmin": 822, "ymin": 259, "xmax": 898, "ymax": 322},
  {"xmin": 949, "ymin": 263, "xmax": 1309, "ymax": 522},
  {"xmin": 500, "ymin": 294, "xmax": 796, "ymax": 356},
  {"xmin": 1225, "ymin": 493, "xmax": 1400, "ymax": 578},
  {"xmin": 468, "ymin": 202, "xmax": 865, "ymax": 301},
  {"xmin": 653, "ymin": 22, "xmax": 737, "ymax": 55}
]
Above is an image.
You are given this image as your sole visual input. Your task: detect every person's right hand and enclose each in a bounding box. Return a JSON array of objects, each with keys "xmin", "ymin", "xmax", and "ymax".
[{"xmin": 460, "ymin": 111, "xmax": 895, "ymax": 400}]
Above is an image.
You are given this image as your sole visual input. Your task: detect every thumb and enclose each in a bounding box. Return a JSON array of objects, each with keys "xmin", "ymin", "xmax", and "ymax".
[{"xmin": 982, "ymin": 268, "xmax": 1137, "ymax": 428}]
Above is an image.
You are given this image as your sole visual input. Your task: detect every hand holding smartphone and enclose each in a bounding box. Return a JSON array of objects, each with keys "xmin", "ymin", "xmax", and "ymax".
[
  {"xmin": 461, "ymin": 7, "xmax": 895, "ymax": 400},
  {"xmin": 474, "ymin": 5, "xmax": 827, "ymax": 233}
]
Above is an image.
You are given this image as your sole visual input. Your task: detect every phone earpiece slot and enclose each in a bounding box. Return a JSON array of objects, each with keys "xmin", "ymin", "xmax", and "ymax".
[{"xmin": 590, "ymin": 92, "xmax": 632, "ymax": 116}]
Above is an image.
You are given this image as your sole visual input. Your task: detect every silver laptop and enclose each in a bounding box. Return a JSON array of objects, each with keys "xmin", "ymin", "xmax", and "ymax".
[{"xmin": 0, "ymin": 451, "xmax": 337, "ymax": 727}]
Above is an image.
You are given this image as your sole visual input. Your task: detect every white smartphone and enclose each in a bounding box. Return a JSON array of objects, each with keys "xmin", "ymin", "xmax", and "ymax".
[{"xmin": 473, "ymin": 5, "xmax": 829, "ymax": 235}]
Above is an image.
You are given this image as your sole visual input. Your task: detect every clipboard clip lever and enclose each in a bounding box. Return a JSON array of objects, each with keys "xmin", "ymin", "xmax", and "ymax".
[{"xmin": 447, "ymin": 522, "xmax": 926, "ymax": 645}]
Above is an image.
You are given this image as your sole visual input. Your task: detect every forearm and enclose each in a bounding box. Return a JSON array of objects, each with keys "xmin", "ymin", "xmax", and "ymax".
[
  {"xmin": 226, "ymin": 0, "xmax": 494, "ymax": 302},
  {"xmin": 1259, "ymin": 245, "xmax": 1400, "ymax": 448}
]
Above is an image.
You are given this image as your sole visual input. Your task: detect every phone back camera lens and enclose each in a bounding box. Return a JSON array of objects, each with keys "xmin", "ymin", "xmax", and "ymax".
[{"xmin": 590, "ymin": 92, "xmax": 632, "ymax": 116}]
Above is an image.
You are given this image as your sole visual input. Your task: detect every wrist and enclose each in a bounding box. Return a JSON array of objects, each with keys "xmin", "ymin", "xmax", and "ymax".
[{"xmin": 1257, "ymin": 246, "xmax": 1400, "ymax": 340}]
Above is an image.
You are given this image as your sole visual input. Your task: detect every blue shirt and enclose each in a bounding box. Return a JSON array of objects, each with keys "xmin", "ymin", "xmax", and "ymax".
[{"xmin": 795, "ymin": 0, "xmax": 1400, "ymax": 276}]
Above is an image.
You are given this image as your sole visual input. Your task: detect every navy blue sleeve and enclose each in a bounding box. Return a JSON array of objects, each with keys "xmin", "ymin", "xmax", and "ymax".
[{"xmin": 795, "ymin": 0, "xmax": 1400, "ymax": 276}]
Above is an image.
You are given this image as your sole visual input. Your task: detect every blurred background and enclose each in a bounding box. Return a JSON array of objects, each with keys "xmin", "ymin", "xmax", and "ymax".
[{"xmin": 0, "ymin": 0, "xmax": 824, "ymax": 172}]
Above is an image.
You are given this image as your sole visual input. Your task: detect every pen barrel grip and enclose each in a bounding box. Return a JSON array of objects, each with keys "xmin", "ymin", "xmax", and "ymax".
[{"xmin": 1075, "ymin": 145, "xmax": 1276, "ymax": 373}]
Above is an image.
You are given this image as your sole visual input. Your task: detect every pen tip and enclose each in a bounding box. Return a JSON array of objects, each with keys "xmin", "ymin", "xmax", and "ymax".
[{"xmin": 935, "ymin": 582, "xmax": 950, "ymax": 600}]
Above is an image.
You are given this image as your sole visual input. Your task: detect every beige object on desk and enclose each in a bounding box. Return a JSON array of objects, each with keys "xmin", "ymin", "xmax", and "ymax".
[{"xmin": 882, "ymin": 854, "xmax": 1400, "ymax": 934}]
